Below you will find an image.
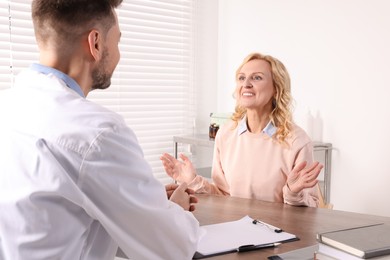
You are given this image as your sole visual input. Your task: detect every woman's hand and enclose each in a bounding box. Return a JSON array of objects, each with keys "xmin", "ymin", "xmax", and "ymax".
[
  {"xmin": 166, "ymin": 183, "xmax": 198, "ymax": 211},
  {"xmin": 287, "ymin": 161, "xmax": 323, "ymax": 193},
  {"xmin": 160, "ymin": 153, "xmax": 197, "ymax": 184}
]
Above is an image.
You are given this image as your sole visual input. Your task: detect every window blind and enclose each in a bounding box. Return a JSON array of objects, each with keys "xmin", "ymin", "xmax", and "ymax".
[
  {"xmin": 0, "ymin": 1, "xmax": 9, "ymax": 90},
  {"xmin": 1, "ymin": 0, "xmax": 196, "ymax": 184}
]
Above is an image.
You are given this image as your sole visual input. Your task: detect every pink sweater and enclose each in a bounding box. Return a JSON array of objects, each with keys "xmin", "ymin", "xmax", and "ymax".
[{"xmin": 188, "ymin": 120, "xmax": 319, "ymax": 207}]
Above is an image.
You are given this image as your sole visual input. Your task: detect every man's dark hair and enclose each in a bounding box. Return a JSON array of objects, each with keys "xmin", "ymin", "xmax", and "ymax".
[{"xmin": 32, "ymin": 0, "xmax": 123, "ymax": 46}]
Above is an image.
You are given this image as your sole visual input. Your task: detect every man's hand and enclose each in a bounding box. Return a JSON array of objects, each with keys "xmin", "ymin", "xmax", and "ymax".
[{"xmin": 166, "ymin": 183, "xmax": 198, "ymax": 211}]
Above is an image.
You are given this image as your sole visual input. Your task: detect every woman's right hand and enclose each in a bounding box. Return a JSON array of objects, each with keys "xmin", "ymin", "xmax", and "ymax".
[{"xmin": 160, "ymin": 153, "xmax": 197, "ymax": 184}]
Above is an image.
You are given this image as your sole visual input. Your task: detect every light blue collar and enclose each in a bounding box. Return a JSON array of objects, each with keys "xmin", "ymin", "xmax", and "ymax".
[
  {"xmin": 237, "ymin": 115, "xmax": 277, "ymax": 137},
  {"xmin": 30, "ymin": 63, "xmax": 85, "ymax": 98}
]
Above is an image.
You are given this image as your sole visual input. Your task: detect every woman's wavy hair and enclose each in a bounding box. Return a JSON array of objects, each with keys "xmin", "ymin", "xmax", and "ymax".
[{"xmin": 231, "ymin": 52, "xmax": 293, "ymax": 144}]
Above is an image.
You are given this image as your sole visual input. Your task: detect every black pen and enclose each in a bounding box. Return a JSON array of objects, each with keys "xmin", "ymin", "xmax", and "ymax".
[
  {"xmin": 237, "ymin": 242, "xmax": 281, "ymax": 252},
  {"xmin": 252, "ymin": 219, "xmax": 283, "ymax": 233}
]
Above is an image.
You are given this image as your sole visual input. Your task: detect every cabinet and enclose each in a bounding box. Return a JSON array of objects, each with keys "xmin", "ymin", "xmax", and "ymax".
[{"xmin": 173, "ymin": 134, "xmax": 332, "ymax": 204}]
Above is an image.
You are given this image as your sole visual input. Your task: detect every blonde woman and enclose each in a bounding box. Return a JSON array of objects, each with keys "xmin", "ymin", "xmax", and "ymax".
[{"xmin": 161, "ymin": 52, "xmax": 322, "ymax": 207}]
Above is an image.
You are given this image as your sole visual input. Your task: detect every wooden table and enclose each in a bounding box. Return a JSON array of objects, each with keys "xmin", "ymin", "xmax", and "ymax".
[{"xmin": 193, "ymin": 194, "xmax": 390, "ymax": 259}]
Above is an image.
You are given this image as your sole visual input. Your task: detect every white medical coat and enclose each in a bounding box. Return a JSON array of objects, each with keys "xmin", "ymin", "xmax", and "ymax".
[{"xmin": 0, "ymin": 67, "xmax": 200, "ymax": 260}]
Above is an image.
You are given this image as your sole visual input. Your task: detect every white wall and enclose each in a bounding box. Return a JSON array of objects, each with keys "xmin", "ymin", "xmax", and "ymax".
[
  {"xmin": 192, "ymin": 0, "xmax": 219, "ymax": 168},
  {"xmin": 194, "ymin": 0, "xmax": 219, "ymax": 132},
  {"xmin": 197, "ymin": 0, "xmax": 390, "ymax": 217}
]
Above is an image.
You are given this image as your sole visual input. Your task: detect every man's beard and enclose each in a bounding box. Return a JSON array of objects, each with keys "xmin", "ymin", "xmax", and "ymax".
[{"xmin": 91, "ymin": 49, "xmax": 113, "ymax": 91}]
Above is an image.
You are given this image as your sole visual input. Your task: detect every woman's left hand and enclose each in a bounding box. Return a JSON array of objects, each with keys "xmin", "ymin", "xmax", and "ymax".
[{"xmin": 287, "ymin": 161, "xmax": 323, "ymax": 193}]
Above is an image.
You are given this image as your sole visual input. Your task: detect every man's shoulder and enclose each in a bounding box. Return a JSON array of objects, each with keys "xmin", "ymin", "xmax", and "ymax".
[{"xmin": 63, "ymin": 99, "xmax": 130, "ymax": 146}]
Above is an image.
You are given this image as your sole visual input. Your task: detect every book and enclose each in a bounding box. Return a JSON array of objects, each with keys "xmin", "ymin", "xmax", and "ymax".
[
  {"xmin": 317, "ymin": 224, "xmax": 390, "ymax": 259},
  {"xmin": 316, "ymin": 243, "xmax": 390, "ymax": 260},
  {"xmin": 267, "ymin": 244, "xmax": 390, "ymax": 260},
  {"xmin": 315, "ymin": 250, "xmax": 339, "ymax": 260},
  {"xmin": 194, "ymin": 215, "xmax": 298, "ymax": 259},
  {"xmin": 268, "ymin": 244, "xmax": 318, "ymax": 260}
]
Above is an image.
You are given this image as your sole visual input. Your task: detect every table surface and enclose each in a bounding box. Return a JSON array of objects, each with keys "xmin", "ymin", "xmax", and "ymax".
[{"xmin": 193, "ymin": 194, "xmax": 390, "ymax": 259}]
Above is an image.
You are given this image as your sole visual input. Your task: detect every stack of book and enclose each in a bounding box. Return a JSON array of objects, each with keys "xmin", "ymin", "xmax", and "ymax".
[{"xmin": 315, "ymin": 223, "xmax": 390, "ymax": 259}]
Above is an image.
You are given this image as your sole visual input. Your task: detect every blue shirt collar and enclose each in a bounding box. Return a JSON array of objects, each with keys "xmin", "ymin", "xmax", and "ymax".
[
  {"xmin": 237, "ymin": 115, "xmax": 277, "ymax": 137},
  {"xmin": 30, "ymin": 63, "xmax": 85, "ymax": 98}
]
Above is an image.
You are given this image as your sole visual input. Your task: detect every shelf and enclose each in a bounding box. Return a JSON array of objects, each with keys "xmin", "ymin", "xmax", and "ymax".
[{"xmin": 173, "ymin": 134, "xmax": 214, "ymax": 149}]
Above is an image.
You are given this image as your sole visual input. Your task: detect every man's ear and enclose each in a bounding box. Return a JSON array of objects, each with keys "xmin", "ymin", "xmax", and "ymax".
[{"xmin": 87, "ymin": 29, "xmax": 102, "ymax": 61}]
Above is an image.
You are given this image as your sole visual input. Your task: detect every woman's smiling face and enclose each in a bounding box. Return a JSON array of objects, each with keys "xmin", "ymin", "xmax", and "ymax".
[{"xmin": 236, "ymin": 59, "xmax": 275, "ymax": 112}]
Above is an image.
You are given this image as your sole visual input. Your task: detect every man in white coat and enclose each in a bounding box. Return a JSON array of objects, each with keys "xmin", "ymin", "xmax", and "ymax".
[{"xmin": 0, "ymin": 1, "xmax": 200, "ymax": 259}]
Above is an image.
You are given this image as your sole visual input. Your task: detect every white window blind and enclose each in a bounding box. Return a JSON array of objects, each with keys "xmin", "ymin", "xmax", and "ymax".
[
  {"xmin": 1, "ymin": 0, "xmax": 196, "ymax": 184},
  {"xmin": 1, "ymin": 1, "xmax": 39, "ymax": 90},
  {"xmin": 0, "ymin": 2, "xmax": 10, "ymax": 90}
]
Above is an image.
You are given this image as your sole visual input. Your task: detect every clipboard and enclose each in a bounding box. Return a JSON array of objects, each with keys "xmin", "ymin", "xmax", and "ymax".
[{"xmin": 193, "ymin": 215, "xmax": 299, "ymax": 259}]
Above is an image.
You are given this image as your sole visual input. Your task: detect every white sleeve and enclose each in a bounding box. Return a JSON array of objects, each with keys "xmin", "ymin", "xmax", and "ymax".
[{"xmin": 79, "ymin": 124, "xmax": 200, "ymax": 259}]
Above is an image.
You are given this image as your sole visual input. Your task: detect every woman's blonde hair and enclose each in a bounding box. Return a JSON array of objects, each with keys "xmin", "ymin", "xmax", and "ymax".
[{"xmin": 231, "ymin": 52, "xmax": 293, "ymax": 143}]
